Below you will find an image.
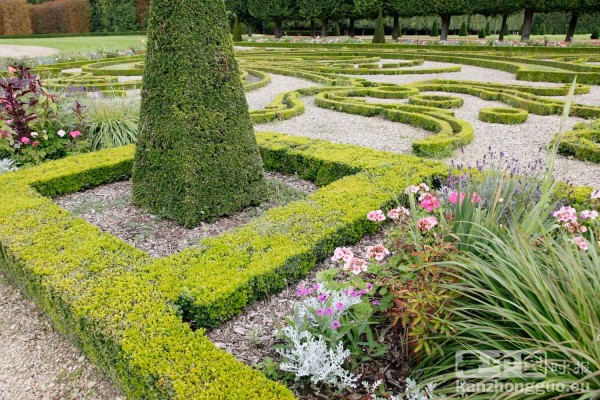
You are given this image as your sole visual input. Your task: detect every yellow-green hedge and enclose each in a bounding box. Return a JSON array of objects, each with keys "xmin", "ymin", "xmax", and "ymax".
[{"xmin": 0, "ymin": 132, "xmax": 448, "ymax": 399}]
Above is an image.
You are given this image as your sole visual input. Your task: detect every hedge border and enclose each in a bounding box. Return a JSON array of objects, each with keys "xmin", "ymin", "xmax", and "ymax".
[
  {"xmin": 408, "ymin": 94, "xmax": 464, "ymax": 109},
  {"xmin": 478, "ymin": 107, "xmax": 529, "ymax": 124},
  {"xmin": 0, "ymin": 131, "xmax": 448, "ymax": 399},
  {"xmin": 556, "ymin": 128, "xmax": 600, "ymax": 163}
]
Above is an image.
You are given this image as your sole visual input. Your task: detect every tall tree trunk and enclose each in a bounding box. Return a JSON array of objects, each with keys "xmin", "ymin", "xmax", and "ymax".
[
  {"xmin": 349, "ymin": 18, "xmax": 355, "ymax": 37},
  {"xmin": 440, "ymin": 14, "xmax": 451, "ymax": 41},
  {"xmin": 274, "ymin": 19, "xmax": 282, "ymax": 38},
  {"xmin": 565, "ymin": 10, "xmax": 579, "ymax": 42},
  {"xmin": 321, "ymin": 18, "xmax": 329, "ymax": 37},
  {"xmin": 499, "ymin": 14, "xmax": 508, "ymax": 41},
  {"xmin": 392, "ymin": 14, "xmax": 399, "ymax": 41},
  {"xmin": 310, "ymin": 19, "xmax": 316, "ymax": 38},
  {"xmin": 247, "ymin": 20, "xmax": 253, "ymax": 37},
  {"xmin": 520, "ymin": 8, "xmax": 534, "ymax": 41}
]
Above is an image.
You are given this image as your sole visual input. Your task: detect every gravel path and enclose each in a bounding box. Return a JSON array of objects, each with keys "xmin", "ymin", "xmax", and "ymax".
[
  {"xmin": 0, "ymin": 44, "xmax": 58, "ymax": 58},
  {"xmin": 246, "ymin": 73, "xmax": 318, "ymax": 110},
  {"xmin": 0, "ymin": 273, "xmax": 124, "ymax": 400}
]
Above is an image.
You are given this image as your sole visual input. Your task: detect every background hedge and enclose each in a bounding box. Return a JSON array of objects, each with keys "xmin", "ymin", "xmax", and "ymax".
[
  {"xmin": 0, "ymin": 0, "xmax": 32, "ymax": 35},
  {"xmin": 30, "ymin": 0, "xmax": 90, "ymax": 34}
]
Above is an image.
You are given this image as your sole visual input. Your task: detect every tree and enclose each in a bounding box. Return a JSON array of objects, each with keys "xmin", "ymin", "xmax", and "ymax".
[
  {"xmin": 592, "ymin": 26, "xmax": 600, "ymax": 39},
  {"xmin": 430, "ymin": 19, "xmax": 439, "ymax": 36},
  {"xmin": 459, "ymin": 20, "xmax": 468, "ymax": 36},
  {"xmin": 499, "ymin": 14, "xmax": 509, "ymax": 40},
  {"xmin": 297, "ymin": 0, "xmax": 320, "ymax": 37},
  {"xmin": 133, "ymin": 0, "xmax": 267, "ymax": 227},
  {"xmin": 401, "ymin": 0, "xmax": 474, "ymax": 40},
  {"xmin": 485, "ymin": 20, "xmax": 491, "ymax": 35},
  {"xmin": 372, "ymin": 9, "xmax": 386, "ymax": 43},
  {"xmin": 478, "ymin": 28, "xmax": 486, "ymax": 37},
  {"xmin": 248, "ymin": 0, "xmax": 296, "ymax": 38},
  {"xmin": 226, "ymin": 0, "xmax": 258, "ymax": 37},
  {"xmin": 232, "ymin": 15, "xmax": 243, "ymax": 41},
  {"xmin": 98, "ymin": 0, "xmax": 138, "ymax": 31}
]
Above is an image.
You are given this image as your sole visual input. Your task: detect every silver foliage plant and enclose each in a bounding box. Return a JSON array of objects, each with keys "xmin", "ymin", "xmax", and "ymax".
[
  {"xmin": 0, "ymin": 158, "xmax": 17, "ymax": 174},
  {"xmin": 276, "ymin": 325, "xmax": 359, "ymax": 390}
]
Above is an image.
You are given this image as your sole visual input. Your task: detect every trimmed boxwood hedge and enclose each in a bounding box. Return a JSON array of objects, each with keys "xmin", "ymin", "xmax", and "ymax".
[
  {"xmin": 408, "ymin": 94, "xmax": 464, "ymax": 109},
  {"xmin": 555, "ymin": 128, "xmax": 600, "ymax": 163},
  {"xmin": 0, "ymin": 131, "xmax": 452, "ymax": 399},
  {"xmin": 479, "ymin": 107, "xmax": 529, "ymax": 124}
]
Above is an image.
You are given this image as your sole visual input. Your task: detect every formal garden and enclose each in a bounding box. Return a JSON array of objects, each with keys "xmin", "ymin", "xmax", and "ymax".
[{"xmin": 1, "ymin": 0, "xmax": 600, "ymax": 399}]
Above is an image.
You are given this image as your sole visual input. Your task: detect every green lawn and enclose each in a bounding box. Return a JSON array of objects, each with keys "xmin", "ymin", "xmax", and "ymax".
[{"xmin": 0, "ymin": 35, "xmax": 145, "ymax": 54}]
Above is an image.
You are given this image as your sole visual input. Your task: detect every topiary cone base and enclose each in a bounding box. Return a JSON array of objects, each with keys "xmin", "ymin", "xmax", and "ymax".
[{"xmin": 132, "ymin": 0, "xmax": 267, "ymax": 228}]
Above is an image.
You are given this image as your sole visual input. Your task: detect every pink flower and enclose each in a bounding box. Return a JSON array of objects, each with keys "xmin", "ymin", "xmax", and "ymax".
[
  {"xmin": 0, "ymin": 130, "xmax": 8, "ymax": 139},
  {"xmin": 296, "ymin": 286, "xmax": 312, "ymax": 297},
  {"xmin": 335, "ymin": 302, "xmax": 344, "ymax": 310},
  {"xmin": 69, "ymin": 130, "xmax": 81, "ymax": 139},
  {"xmin": 552, "ymin": 206, "xmax": 578, "ymax": 223},
  {"xmin": 581, "ymin": 210, "xmax": 598, "ymax": 220},
  {"xmin": 404, "ymin": 183, "xmax": 429, "ymax": 195},
  {"xmin": 419, "ymin": 193, "xmax": 440, "ymax": 212},
  {"xmin": 591, "ymin": 190, "xmax": 600, "ymax": 200},
  {"xmin": 317, "ymin": 293, "xmax": 329, "ymax": 303},
  {"xmin": 388, "ymin": 207, "xmax": 410, "ymax": 219},
  {"xmin": 367, "ymin": 210, "xmax": 386, "ymax": 222},
  {"xmin": 366, "ymin": 243, "xmax": 390, "ymax": 261},
  {"xmin": 571, "ymin": 237, "xmax": 588, "ymax": 251},
  {"xmin": 21, "ymin": 137, "xmax": 30, "ymax": 145},
  {"xmin": 317, "ymin": 309, "xmax": 325, "ymax": 316},
  {"xmin": 331, "ymin": 320, "xmax": 341, "ymax": 330},
  {"xmin": 331, "ymin": 247, "xmax": 354, "ymax": 262},
  {"xmin": 325, "ymin": 308, "xmax": 333, "ymax": 316},
  {"xmin": 417, "ymin": 216, "xmax": 439, "ymax": 232},
  {"xmin": 343, "ymin": 257, "xmax": 367, "ymax": 275},
  {"xmin": 372, "ymin": 300, "xmax": 380, "ymax": 305}
]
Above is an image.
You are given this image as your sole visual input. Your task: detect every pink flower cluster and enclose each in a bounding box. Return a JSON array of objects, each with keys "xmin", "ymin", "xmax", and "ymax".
[
  {"xmin": 366, "ymin": 243, "xmax": 390, "ymax": 261},
  {"xmin": 581, "ymin": 210, "xmax": 599, "ymax": 221},
  {"xmin": 552, "ymin": 206, "xmax": 587, "ymax": 233},
  {"xmin": 331, "ymin": 247, "xmax": 368, "ymax": 274},
  {"xmin": 367, "ymin": 210, "xmax": 386, "ymax": 222},
  {"xmin": 419, "ymin": 193, "xmax": 440, "ymax": 212},
  {"xmin": 388, "ymin": 207, "xmax": 410, "ymax": 220},
  {"xmin": 405, "ymin": 183, "xmax": 430, "ymax": 194},
  {"xmin": 571, "ymin": 237, "xmax": 588, "ymax": 251},
  {"xmin": 448, "ymin": 191, "xmax": 482, "ymax": 205},
  {"xmin": 296, "ymin": 283, "xmax": 321, "ymax": 297},
  {"xmin": 417, "ymin": 216, "xmax": 439, "ymax": 232}
]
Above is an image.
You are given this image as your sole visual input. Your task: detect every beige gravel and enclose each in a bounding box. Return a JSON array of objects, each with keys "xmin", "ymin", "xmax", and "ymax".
[{"xmin": 0, "ymin": 44, "xmax": 58, "ymax": 58}]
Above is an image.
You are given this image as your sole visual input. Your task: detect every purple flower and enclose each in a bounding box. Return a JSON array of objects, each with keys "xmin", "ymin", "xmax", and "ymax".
[
  {"xmin": 331, "ymin": 320, "xmax": 341, "ymax": 330},
  {"xmin": 317, "ymin": 309, "xmax": 325, "ymax": 317},
  {"xmin": 335, "ymin": 302, "xmax": 344, "ymax": 310},
  {"xmin": 366, "ymin": 283, "xmax": 373, "ymax": 290},
  {"xmin": 325, "ymin": 308, "xmax": 333, "ymax": 316},
  {"xmin": 317, "ymin": 293, "xmax": 329, "ymax": 303},
  {"xmin": 372, "ymin": 300, "xmax": 380, "ymax": 305},
  {"xmin": 312, "ymin": 283, "xmax": 320, "ymax": 290}
]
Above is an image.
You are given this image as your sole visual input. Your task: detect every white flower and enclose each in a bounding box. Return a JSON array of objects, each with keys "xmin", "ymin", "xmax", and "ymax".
[
  {"xmin": 57, "ymin": 129, "xmax": 66, "ymax": 138},
  {"xmin": 30, "ymin": 131, "xmax": 38, "ymax": 138},
  {"xmin": 592, "ymin": 190, "xmax": 600, "ymax": 200}
]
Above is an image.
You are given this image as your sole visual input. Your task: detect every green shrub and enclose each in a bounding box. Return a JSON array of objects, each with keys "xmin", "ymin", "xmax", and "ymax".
[
  {"xmin": 233, "ymin": 15, "xmax": 243, "ymax": 42},
  {"xmin": 458, "ymin": 21, "xmax": 467, "ymax": 37},
  {"xmin": 478, "ymin": 28, "xmax": 486, "ymax": 39},
  {"xmin": 485, "ymin": 21, "xmax": 490, "ymax": 36},
  {"xmin": 478, "ymin": 107, "xmax": 529, "ymax": 124},
  {"xmin": 592, "ymin": 27, "xmax": 600, "ymax": 40},
  {"xmin": 555, "ymin": 128, "xmax": 600, "ymax": 163},
  {"xmin": 372, "ymin": 10, "xmax": 386, "ymax": 44},
  {"xmin": 85, "ymin": 99, "xmax": 139, "ymax": 150},
  {"xmin": 430, "ymin": 20, "xmax": 439, "ymax": 37},
  {"xmin": 132, "ymin": 0, "xmax": 267, "ymax": 227}
]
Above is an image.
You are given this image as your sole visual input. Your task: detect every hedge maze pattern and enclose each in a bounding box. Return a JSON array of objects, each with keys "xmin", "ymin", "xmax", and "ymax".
[{"xmin": 34, "ymin": 46, "xmax": 600, "ymax": 162}]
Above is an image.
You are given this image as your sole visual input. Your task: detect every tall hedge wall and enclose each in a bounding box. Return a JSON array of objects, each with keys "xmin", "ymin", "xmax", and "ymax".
[
  {"xmin": 0, "ymin": 0, "xmax": 32, "ymax": 35},
  {"xmin": 30, "ymin": 0, "xmax": 90, "ymax": 34}
]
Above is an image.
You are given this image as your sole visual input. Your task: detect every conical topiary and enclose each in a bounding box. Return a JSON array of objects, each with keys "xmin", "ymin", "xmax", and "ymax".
[
  {"xmin": 372, "ymin": 10, "xmax": 386, "ymax": 43},
  {"xmin": 133, "ymin": 0, "xmax": 267, "ymax": 227},
  {"xmin": 485, "ymin": 21, "xmax": 490, "ymax": 36},
  {"xmin": 478, "ymin": 28, "xmax": 486, "ymax": 38},
  {"xmin": 232, "ymin": 15, "xmax": 243, "ymax": 42},
  {"xmin": 459, "ymin": 21, "xmax": 467, "ymax": 36},
  {"xmin": 430, "ymin": 20, "xmax": 439, "ymax": 37},
  {"xmin": 334, "ymin": 21, "xmax": 340, "ymax": 36},
  {"xmin": 592, "ymin": 27, "xmax": 600, "ymax": 40}
]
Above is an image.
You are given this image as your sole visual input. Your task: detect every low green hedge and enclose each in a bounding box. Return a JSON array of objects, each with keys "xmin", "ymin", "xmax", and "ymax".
[
  {"xmin": 250, "ymin": 91, "xmax": 306, "ymax": 123},
  {"xmin": 408, "ymin": 94, "xmax": 464, "ymax": 109},
  {"xmin": 0, "ymin": 132, "xmax": 449, "ymax": 398},
  {"xmin": 479, "ymin": 107, "xmax": 529, "ymax": 124},
  {"xmin": 556, "ymin": 128, "xmax": 600, "ymax": 163}
]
